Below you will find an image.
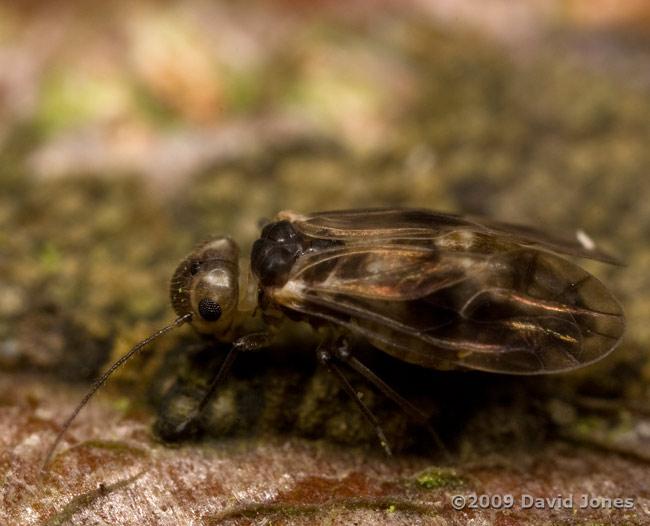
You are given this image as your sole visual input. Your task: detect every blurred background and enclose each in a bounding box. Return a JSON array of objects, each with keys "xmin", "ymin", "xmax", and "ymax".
[
  {"xmin": 2, "ymin": 1, "xmax": 650, "ymax": 523},
  {"xmin": 2, "ymin": 0, "xmax": 648, "ymax": 375}
]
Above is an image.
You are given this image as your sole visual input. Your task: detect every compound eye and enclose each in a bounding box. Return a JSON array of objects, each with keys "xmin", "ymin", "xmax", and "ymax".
[{"xmin": 198, "ymin": 298, "xmax": 222, "ymax": 321}]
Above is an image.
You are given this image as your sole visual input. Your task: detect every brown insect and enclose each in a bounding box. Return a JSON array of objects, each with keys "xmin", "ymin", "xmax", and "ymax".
[{"xmin": 42, "ymin": 209, "xmax": 626, "ymax": 469}]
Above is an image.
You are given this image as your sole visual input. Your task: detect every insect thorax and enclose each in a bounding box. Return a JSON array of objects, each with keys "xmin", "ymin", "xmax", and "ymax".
[{"xmin": 250, "ymin": 220, "xmax": 305, "ymax": 288}]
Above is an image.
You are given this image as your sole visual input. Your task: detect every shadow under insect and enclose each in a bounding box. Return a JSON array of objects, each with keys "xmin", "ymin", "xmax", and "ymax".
[
  {"xmin": 154, "ymin": 334, "xmax": 414, "ymax": 450},
  {"xmin": 150, "ymin": 330, "xmax": 549, "ymax": 457}
]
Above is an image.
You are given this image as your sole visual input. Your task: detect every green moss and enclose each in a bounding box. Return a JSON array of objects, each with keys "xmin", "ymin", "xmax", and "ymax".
[
  {"xmin": 413, "ymin": 468, "xmax": 467, "ymax": 490},
  {"xmin": 225, "ymin": 68, "xmax": 264, "ymax": 113},
  {"xmin": 37, "ymin": 242, "xmax": 62, "ymax": 274},
  {"xmin": 37, "ymin": 68, "xmax": 130, "ymax": 135},
  {"xmin": 573, "ymin": 415, "xmax": 608, "ymax": 435}
]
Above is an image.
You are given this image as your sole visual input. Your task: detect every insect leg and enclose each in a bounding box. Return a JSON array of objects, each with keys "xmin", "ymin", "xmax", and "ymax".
[
  {"xmin": 316, "ymin": 341, "xmax": 393, "ymax": 457},
  {"xmin": 175, "ymin": 333, "xmax": 273, "ymax": 434},
  {"xmin": 331, "ymin": 338, "xmax": 452, "ymax": 461}
]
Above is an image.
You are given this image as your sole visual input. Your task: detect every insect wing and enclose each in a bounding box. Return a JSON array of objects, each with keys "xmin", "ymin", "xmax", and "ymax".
[
  {"xmin": 271, "ymin": 210, "xmax": 625, "ymax": 374},
  {"xmin": 278, "ymin": 208, "xmax": 621, "ymax": 264}
]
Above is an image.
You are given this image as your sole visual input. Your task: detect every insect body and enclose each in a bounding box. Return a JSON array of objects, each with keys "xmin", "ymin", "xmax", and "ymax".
[{"xmin": 43, "ymin": 209, "xmax": 626, "ymax": 469}]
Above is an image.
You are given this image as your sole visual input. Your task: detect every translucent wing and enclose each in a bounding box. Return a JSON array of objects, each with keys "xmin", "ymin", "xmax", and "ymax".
[
  {"xmin": 278, "ymin": 208, "xmax": 621, "ymax": 264},
  {"xmin": 270, "ymin": 210, "xmax": 625, "ymax": 374}
]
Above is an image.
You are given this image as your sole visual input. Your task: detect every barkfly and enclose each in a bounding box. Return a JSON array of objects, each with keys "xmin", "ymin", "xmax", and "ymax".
[{"xmin": 42, "ymin": 208, "xmax": 626, "ymax": 470}]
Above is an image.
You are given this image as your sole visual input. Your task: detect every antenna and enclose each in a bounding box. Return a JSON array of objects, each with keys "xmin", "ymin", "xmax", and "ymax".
[{"xmin": 41, "ymin": 313, "xmax": 192, "ymax": 474}]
